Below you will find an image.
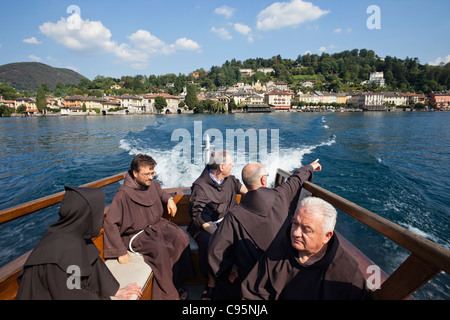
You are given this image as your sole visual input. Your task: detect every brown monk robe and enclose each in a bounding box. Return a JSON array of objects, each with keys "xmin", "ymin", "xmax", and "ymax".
[
  {"xmin": 187, "ymin": 151, "xmax": 246, "ymax": 299},
  {"xmin": 242, "ymin": 197, "xmax": 372, "ymax": 300},
  {"xmin": 103, "ymin": 155, "xmax": 194, "ymax": 300},
  {"xmin": 16, "ymin": 186, "xmax": 141, "ymax": 300},
  {"xmin": 208, "ymin": 161, "xmax": 319, "ymax": 299}
]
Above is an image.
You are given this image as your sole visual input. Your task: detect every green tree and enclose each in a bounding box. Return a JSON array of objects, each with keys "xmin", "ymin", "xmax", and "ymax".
[
  {"xmin": 185, "ymin": 84, "xmax": 199, "ymax": 110},
  {"xmin": 36, "ymin": 83, "xmax": 48, "ymax": 114},
  {"xmin": 0, "ymin": 85, "xmax": 20, "ymax": 100},
  {"xmin": 154, "ymin": 96, "xmax": 167, "ymax": 113},
  {"xmin": 0, "ymin": 105, "xmax": 14, "ymax": 117}
]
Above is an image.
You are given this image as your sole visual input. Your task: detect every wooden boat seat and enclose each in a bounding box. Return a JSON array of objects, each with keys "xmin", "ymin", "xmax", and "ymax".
[
  {"xmin": 101, "ymin": 228, "xmax": 198, "ymax": 300},
  {"xmin": 104, "ymin": 252, "xmax": 152, "ymax": 300}
]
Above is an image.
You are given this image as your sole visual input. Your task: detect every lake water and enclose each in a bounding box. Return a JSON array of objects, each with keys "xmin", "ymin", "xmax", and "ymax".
[{"xmin": 0, "ymin": 111, "xmax": 449, "ymax": 299}]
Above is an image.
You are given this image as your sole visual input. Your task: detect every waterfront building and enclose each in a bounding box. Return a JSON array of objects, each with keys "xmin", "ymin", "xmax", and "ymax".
[
  {"xmin": 264, "ymin": 91, "xmax": 294, "ymax": 110},
  {"xmin": 231, "ymin": 91, "xmax": 264, "ymax": 106},
  {"xmin": 352, "ymin": 92, "xmax": 386, "ymax": 110},
  {"xmin": 144, "ymin": 93, "xmax": 180, "ymax": 114},
  {"xmin": 402, "ymin": 93, "xmax": 426, "ymax": 106},
  {"xmin": 0, "ymin": 98, "xmax": 16, "ymax": 110},
  {"xmin": 63, "ymin": 95, "xmax": 84, "ymax": 109},
  {"xmin": 15, "ymin": 97, "xmax": 38, "ymax": 114},
  {"xmin": 384, "ymin": 92, "xmax": 408, "ymax": 106},
  {"xmin": 336, "ymin": 93, "xmax": 351, "ymax": 105},
  {"xmin": 429, "ymin": 91, "xmax": 450, "ymax": 110},
  {"xmin": 119, "ymin": 95, "xmax": 145, "ymax": 114}
]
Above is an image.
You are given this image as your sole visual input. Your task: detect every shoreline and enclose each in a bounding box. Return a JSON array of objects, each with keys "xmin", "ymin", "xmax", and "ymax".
[{"xmin": 3, "ymin": 108, "xmax": 444, "ymax": 118}]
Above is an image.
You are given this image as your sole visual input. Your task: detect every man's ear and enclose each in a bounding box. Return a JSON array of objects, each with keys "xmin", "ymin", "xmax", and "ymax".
[
  {"xmin": 132, "ymin": 170, "xmax": 138, "ymax": 179},
  {"xmin": 260, "ymin": 175, "xmax": 267, "ymax": 187},
  {"xmin": 324, "ymin": 231, "xmax": 334, "ymax": 244}
]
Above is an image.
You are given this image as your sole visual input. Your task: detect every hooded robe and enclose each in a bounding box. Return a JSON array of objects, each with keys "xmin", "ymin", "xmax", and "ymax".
[
  {"xmin": 103, "ymin": 171, "xmax": 194, "ymax": 300},
  {"xmin": 16, "ymin": 186, "xmax": 119, "ymax": 300},
  {"xmin": 187, "ymin": 165, "xmax": 243, "ymax": 277},
  {"xmin": 208, "ymin": 165, "xmax": 314, "ymax": 299},
  {"xmin": 241, "ymin": 231, "xmax": 372, "ymax": 300}
]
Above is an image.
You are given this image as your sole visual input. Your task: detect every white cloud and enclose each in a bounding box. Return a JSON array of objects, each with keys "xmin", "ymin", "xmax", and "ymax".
[
  {"xmin": 28, "ymin": 54, "xmax": 42, "ymax": 62},
  {"xmin": 174, "ymin": 38, "xmax": 202, "ymax": 52},
  {"xmin": 334, "ymin": 28, "xmax": 342, "ymax": 33},
  {"xmin": 429, "ymin": 54, "xmax": 450, "ymax": 66},
  {"xmin": 234, "ymin": 23, "xmax": 251, "ymax": 35},
  {"xmin": 210, "ymin": 27, "xmax": 233, "ymax": 40},
  {"xmin": 23, "ymin": 37, "xmax": 42, "ymax": 44},
  {"xmin": 257, "ymin": 0, "xmax": 329, "ymax": 31},
  {"xmin": 39, "ymin": 14, "xmax": 117, "ymax": 54},
  {"xmin": 233, "ymin": 23, "xmax": 254, "ymax": 43},
  {"xmin": 214, "ymin": 5, "xmax": 235, "ymax": 19},
  {"xmin": 128, "ymin": 29, "xmax": 172, "ymax": 55},
  {"xmin": 39, "ymin": 14, "xmax": 201, "ymax": 70}
]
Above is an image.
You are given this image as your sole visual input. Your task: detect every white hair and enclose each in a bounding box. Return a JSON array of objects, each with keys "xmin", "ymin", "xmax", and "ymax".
[
  {"xmin": 209, "ymin": 150, "xmax": 231, "ymax": 170},
  {"xmin": 298, "ymin": 197, "xmax": 337, "ymax": 234}
]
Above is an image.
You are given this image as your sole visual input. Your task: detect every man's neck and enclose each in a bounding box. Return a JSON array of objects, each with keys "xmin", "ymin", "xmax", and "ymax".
[
  {"xmin": 298, "ymin": 243, "xmax": 328, "ymax": 266},
  {"xmin": 210, "ymin": 169, "xmax": 224, "ymax": 184}
]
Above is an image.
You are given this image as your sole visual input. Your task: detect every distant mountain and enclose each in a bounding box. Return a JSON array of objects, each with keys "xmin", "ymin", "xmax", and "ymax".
[{"xmin": 0, "ymin": 62, "xmax": 87, "ymax": 92}]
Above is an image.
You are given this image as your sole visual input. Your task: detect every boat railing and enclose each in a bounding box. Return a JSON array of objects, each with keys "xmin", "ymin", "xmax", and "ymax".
[
  {"xmin": 0, "ymin": 172, "xmax": 126, "ymax": 225},
  {"xmin": 275, "ymin": 168, "xmax": 450, "ymax": 300}
]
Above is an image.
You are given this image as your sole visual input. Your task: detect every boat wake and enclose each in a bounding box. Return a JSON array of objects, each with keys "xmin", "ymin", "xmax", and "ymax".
[{"xmin": 119, "ymin": 135, "xmax": 336, "ymax": 188}]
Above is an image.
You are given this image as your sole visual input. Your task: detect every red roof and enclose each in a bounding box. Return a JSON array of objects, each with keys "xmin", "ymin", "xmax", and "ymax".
[{"xmin": 145, "ymin": 93, "xmax": 179, "ymax": 99}]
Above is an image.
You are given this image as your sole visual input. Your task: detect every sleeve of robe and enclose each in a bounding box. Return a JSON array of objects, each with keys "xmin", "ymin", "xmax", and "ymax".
[
  {"xmin": 231, "ymin": 175, "xmax": 243, "ymax": 194},
  {"xmin": 241, "ymin": 252, "xmax": 277, "ymax": 300},
  {"xmin": 208, "ymin": 213, "xmax": 238, "ymax": 279},
  {"xmin": 189, "ymin": 185, "xmax": 213, "ymax": 229},
  {"xmin": 275, "ymin": 165, "xmax": 313, "ymax": 206},
  {"xmin": 155, "ymin": 181, "xmax": 171, "ymax": 203},
  {"xmin": 103, "ymin": 191, "xmax": 129, "ymax": 259}
]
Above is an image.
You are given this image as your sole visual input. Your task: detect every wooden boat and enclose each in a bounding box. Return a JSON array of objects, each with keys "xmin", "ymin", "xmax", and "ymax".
[{"xmin": 0, "ymin": 169, "xmax": 449, "ymax": 300}]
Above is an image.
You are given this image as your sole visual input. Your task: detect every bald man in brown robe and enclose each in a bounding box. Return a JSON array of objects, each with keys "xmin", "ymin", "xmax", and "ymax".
[
  {"xmin": 103, "ymin": 154, "xmax": 194, "ymax": 300},
  {"xmin": 208, "ymin": 159, "xmax": 321, "ymax": 299},
  {"xmin": 241, "ymin": 197, "xmax": 372, "ymax": 300}
]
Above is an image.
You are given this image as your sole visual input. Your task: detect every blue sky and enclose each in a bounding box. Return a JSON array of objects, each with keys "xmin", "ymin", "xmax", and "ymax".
[{"xmin": 0, "ymin": 0, "xmax": 449, "ymax": 80}]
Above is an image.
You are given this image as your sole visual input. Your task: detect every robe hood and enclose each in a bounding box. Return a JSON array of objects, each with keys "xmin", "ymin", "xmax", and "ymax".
[
  {"xmin": 192, "ymin": 166, "xmax": 237, "ymax": 204},
  {"xmin": 119, "ymin": 170, "xmax": 159, "ymax": 206},
  {"xmin": 239, "ymin": 188, "xmax": 276, "ymax": 217},
  {"xmin": 21, "ymin": 186, "xmax": 105, "ymax": 276}
]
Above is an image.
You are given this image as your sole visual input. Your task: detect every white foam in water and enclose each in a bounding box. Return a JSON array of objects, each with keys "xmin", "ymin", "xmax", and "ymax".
[
  {"xmin": 119, "ymin": 135, "xmax": 336, "ymax": 188},
  {"xmin": 398, "ymin": 222, "xmax": 443, "ymax": 246}
]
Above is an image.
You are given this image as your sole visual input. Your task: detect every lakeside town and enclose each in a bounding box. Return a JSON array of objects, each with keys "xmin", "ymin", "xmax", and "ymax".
[{"xmin": 1, "ymin": 70, "xmax": 449, "ymax": 116}]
